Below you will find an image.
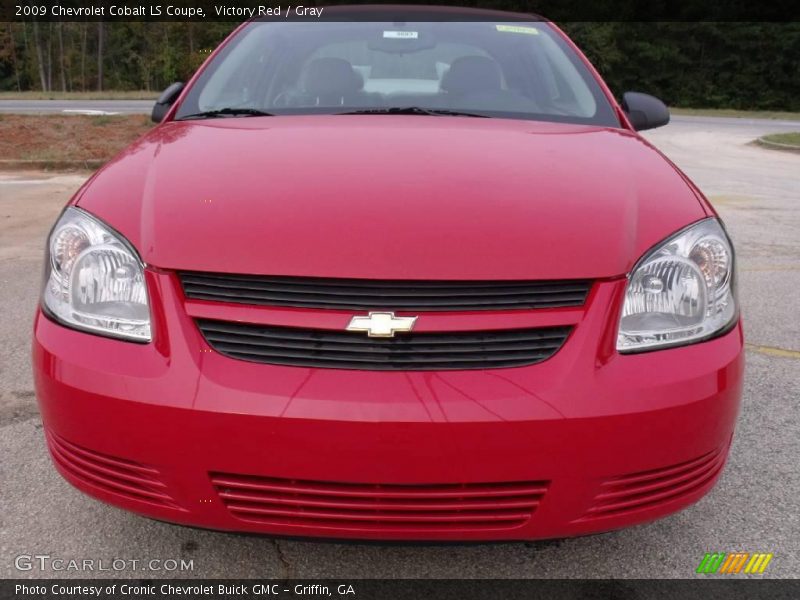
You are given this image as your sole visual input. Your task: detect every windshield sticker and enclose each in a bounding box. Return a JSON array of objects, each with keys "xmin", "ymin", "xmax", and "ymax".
[
  {"xmin": 495, "ymin": 25, "xmax": 540, "ymax": 35},
  {"xmin": 383, "ymin": 31, "xmax": 419, "ymax": 39}
]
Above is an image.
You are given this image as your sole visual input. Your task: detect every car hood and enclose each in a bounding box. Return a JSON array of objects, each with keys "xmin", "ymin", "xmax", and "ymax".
[{"xmin": 76, "ymin": 116, "xmax": 707, "ymax": 280}]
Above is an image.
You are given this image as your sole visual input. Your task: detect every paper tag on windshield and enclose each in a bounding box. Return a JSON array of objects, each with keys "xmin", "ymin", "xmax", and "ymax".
[
  {"xmin": 383, "ymin": 31, "xmax": 419, "ymax": 39},
  {"xmin": 496, "ymin": 25, "xmax": 539, "ymax": 35}
]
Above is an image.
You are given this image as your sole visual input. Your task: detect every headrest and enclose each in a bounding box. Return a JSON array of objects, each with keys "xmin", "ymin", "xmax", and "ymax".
[
  {"xmin": 441, "ymin": 56, "xmax": 502, "ymax": 95},
  {"xmin": 302, "ymin": 58, "xmax": 363, "ymax": 96}
]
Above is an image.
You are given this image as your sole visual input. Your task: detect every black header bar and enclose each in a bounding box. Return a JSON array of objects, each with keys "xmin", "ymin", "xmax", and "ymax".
[
  {"xmin": 3, "ymin": 579, "xmax": 800, "ymax": 600},
  {"xmin": 2, "ymin": 0, "xmax": 799, "ymax": 22}
]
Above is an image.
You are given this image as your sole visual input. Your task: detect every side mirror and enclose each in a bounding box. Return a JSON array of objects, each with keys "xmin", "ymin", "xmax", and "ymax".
[
  {"xmin": 151, "ymin": 82, "xmax": 185, "ymax": 123},
  {"xmin": 622, "ymin": 91, "xmax": 670, "ymax": 131}
]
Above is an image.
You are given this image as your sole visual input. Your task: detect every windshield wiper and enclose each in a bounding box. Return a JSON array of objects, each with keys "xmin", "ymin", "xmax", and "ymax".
[
  {"xmin": 177, "ymin": 108, "xmax": 275, "ymax": 120},
  {"xmin": 337, "ymin": 107, "xmax": 490, "ymax": 118}
]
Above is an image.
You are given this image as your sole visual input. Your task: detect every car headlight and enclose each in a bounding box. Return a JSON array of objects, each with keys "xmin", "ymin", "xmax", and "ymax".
[
  {"xmin": 42, "ymin": 207, "xmax": 151, "ymax": 342},
  {"xmin": 617, "ymin": 218, "xmax": 737, "ymax": 352}
]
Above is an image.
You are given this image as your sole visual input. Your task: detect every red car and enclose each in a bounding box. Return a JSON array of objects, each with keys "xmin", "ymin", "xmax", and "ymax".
[{"xmin": 33, "ymin": 8, "xmax": 742, "ymax": 541}]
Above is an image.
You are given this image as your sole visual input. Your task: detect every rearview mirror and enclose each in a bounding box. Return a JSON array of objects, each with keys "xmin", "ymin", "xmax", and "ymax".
[
  {"xmin": 151, "ymin": 82, "xmax": 185, "ymax": 123},
  {"xmin": 622, "ymin": 91, "xmax": 670, "ymax": 131}
]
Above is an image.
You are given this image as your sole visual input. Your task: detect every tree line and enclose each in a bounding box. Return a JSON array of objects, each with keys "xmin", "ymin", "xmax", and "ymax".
[
  {"xmin": 0, "ymin": 22, "xmax": 234, "ymax": 93},
  {"xmin": 1, "ymin": 21, "xmax": 798, "ymax": 110}
]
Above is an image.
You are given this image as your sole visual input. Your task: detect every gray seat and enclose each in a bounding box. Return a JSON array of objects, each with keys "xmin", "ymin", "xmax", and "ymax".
[
  {"xmin": 296, "ymin": 57, "xmax": 378, "ymax": 107},
  {"xmin": 440, "ymin": 56, "xmax": 503, "ymax": 97},
  {"xmin": 440, "ymin": 55, "xmax": 534, "ymax": 112}
]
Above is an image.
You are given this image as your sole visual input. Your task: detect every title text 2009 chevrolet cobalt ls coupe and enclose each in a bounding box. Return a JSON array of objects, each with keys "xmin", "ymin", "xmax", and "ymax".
[{"xmin": 33, "ymin": 8, "xmax": 742, "ymax": 541}]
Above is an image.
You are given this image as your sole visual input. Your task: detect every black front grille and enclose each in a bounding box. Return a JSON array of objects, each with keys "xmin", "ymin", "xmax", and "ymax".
[
  {"xmin": 180, "ymin": 272, "xmax": 591, "ymax": 311},
  {"xmin": 197, "ymin": 319, "xmax": 572, "ymax": 370}
]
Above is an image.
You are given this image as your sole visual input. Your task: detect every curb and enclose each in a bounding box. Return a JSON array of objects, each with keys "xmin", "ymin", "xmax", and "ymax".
[
  {"xmin": 755, "ymin": 138, "xmax": 800, "ymax": 154},
  {"xmin": 0, "ymin": 159, "xmax": 104, "ymax": 171}
]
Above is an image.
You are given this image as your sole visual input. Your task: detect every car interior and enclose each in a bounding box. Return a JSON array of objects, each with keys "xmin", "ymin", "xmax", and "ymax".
[
  {"xmin": 188, "ymin": 21, "xmax": 615, "ymax": 125},
  {"xmin": 272, "ymin": 53, "xmax": 537, "ymax": 113}
]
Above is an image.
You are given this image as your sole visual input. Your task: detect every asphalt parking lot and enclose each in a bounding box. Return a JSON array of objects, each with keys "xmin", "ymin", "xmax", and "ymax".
[{"xmin": 0, "ymin": 115, "xmax": 798, "ymax": 579}]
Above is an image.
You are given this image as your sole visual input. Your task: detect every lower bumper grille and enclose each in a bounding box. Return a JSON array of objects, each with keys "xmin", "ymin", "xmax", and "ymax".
[
  {"xmin": 196, "ymin": 319, "xmax": 572, "ymax": 370},
  {"xmin": 581, "ymin": 445, "xmax": 727, "ymax": 519},
  {"xmin": 46, "ymin": 431, "xmax": 179, "ymax": 509},
  {"xmin": 211, "ymin": 473, "xmax": 549, "ymax": 531}
]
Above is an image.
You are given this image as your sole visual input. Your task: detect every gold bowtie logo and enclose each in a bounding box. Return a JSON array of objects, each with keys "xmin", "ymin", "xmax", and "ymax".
[{"xmin": 346, "ymin": 312, "xmax": 418, "ymax": 338}]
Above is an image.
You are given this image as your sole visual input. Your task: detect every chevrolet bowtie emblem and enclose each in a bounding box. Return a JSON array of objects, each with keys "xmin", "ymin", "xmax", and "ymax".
[{"xmin": 346, "ymin": 312, "xmax": 418, "ymax": 338}]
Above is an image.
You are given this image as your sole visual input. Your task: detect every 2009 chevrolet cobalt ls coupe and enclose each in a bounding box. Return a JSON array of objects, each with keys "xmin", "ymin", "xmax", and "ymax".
[{"xmin": 33, "ymin": 8, "xmax": 742, "ymax": 541}]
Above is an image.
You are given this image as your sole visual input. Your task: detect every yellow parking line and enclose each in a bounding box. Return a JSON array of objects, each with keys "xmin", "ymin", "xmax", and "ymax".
[{"xmin": 745, "ymin": 343, "xmax": 800, "ymax": 359}]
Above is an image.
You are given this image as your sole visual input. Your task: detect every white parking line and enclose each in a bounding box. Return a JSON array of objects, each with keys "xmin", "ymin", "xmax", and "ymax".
[
  {"xmin": 0, "ymin": 175, "xmax": 88, "ymax": 186},
  {"xmin": 61, "ymin": 109, "xmax": 120, "ymax": 116},
  {"xmin": 0, "ymin": 180, "xmax": 52, "ymax": 185}
]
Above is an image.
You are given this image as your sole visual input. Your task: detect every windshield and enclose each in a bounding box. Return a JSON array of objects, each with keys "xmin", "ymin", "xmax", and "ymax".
[{"xmin": 176, "ymin": 20, "xmax": 619, "ymax": 126}]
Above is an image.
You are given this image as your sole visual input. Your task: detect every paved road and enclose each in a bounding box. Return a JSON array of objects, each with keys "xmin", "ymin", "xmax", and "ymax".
[
  {"xmin": 669, "ymin": 114, "xmax": 800, "ymax": 131},
  {"xmin": 0, "ymin": 116, "xmax": 798, "ymax": 579}
]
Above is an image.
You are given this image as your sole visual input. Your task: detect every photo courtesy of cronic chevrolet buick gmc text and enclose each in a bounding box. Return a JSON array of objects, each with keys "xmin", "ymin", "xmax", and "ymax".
[{"xmin": 33, "ymin": 7, "xmax": 743, "ymax": 541}]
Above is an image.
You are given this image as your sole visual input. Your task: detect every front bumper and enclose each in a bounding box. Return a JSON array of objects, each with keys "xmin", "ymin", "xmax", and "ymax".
[{"xmin": 33, "ymin": 273, "xmax": 743, "ymax": 541}]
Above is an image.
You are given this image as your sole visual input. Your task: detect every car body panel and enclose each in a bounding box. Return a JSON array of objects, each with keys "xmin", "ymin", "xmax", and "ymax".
[{"xmin": 76, "ymin": 117, "xmax": 706, "ymax": 281}]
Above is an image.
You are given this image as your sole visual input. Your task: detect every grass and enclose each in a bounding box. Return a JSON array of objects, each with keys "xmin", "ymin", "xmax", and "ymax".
[
  {"xmin": 0, "ymin": 114, "xmax": 153, "ymax": 164},
  {"xmin": 671, "ymin": 107, "xmax": 800, "ymax": 121},
  {"xmin": 0, "ymin": 90, "xmax": 157, "ymax": 100},
  {"xmin": 760, "ymin": 132, "xmax": 800, "ymax": 147}
]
